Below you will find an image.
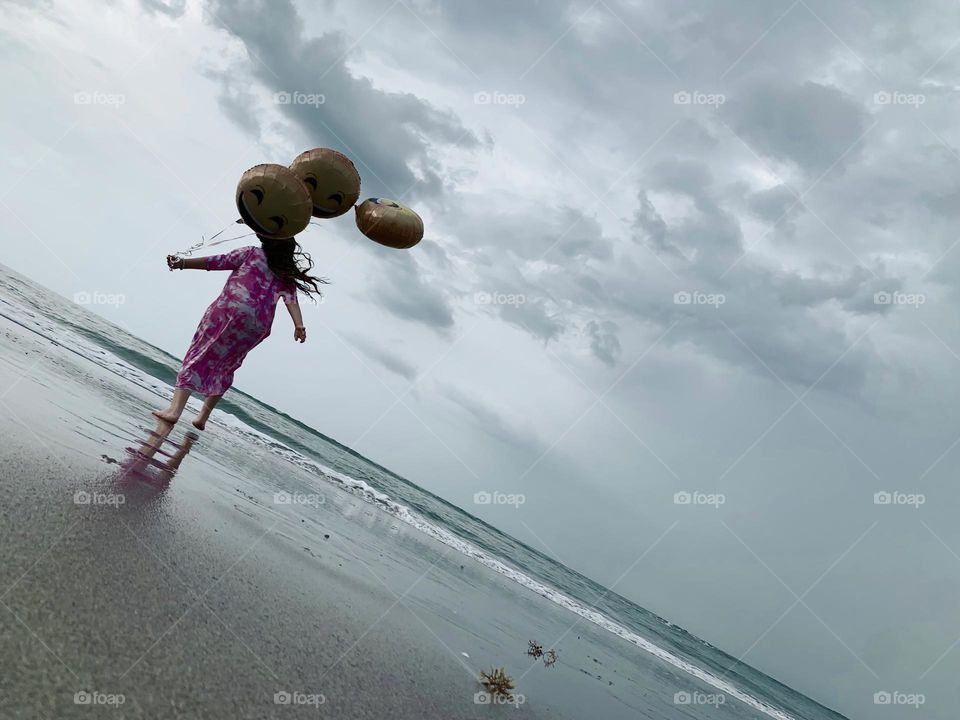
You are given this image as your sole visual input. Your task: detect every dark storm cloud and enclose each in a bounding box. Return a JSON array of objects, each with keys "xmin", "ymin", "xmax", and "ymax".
[
  {"xmin": 575, "ymin": 273, "xmax": 607, "ymax": 302},
  {"xmin": 369, "ymin": 250, "xmax": 455, "ymax": 333},
  {"xmin": 437, "ymin": 382, "xmax": 543, "ymax": 454},
  {"xmin": 205, "ymin": 0, "xmax": 481, "ymax": 202},
  {"xmin": 633, "ymin": 192, "xmax": 672, "ymax": 256},
  {"xmin": 449, "ymin": 204, "xmax": 616, "ymax": 346},
  {"xmin": 747, "ymin": 184, "xmax": 801, "ymax": 225},
  {"xmin": 643, "ymin": 158, "xmax": 745, "ymax": 269},
  {"xmin": 600, "ymin": 163, "xmax": 903, "ymax": 392},
  {"xmin": 725, "ymin": 80, "xmax": 868, "ymax": 176},
  {"xmin": 417, "ymin": 239, "xmax": 452, "ymax": 271},
  {"xmin": 346, "ymin": 333, "xmax": 418, "ymax": 381},
  {"xmin": 395, "ymin": 0, "xmax": 910, "ymax": 404},
  {"xmin": 584, "ymin": 319, "xmax": 621, "ymax": 366},
  {"xmin": 393, "ymin": 2, "xmax": 896, "ymax": 379},
  {"xmin": 206, "ymin": 80, "xmax": 261, "ymax": 137},
  {"xmin": 190, "ymin": 0, "xmax": 946, "ymax": 396},
  {"xmin": 497, "ymin": 297, "xmax": 564, "ymax": 344},
  {"xmin": 453, "ymin": 204, "xmax": 612, "ymax": 262},
  {"xmin": 598, "ymin": 271, "xmax": 878, "ymax": 394},
  {"xmin": 554, "ymin": 212, "xmax": 613, "ymax": 261}
]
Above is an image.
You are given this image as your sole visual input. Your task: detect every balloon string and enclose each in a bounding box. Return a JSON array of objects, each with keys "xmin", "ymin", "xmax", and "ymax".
[
  {"xmin": 176, "ymin": 217, "xmax": 323, "ymax": 257},
  {"xmin": 203, "ymin": 231, "xmax": 257, "ymax": 248},
  {"xmin": 174, "ymin": 221, "xmax": 254, "ymax": 257}
]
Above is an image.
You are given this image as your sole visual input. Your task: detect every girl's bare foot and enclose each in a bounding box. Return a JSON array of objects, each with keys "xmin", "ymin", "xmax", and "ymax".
[
  {"xmin": 152, "ymin": 409, "xmax": 180, "ymax": 425},
  {"xmin": 191, "ymin": 394, "xmax": 221, "ymax": 432}
]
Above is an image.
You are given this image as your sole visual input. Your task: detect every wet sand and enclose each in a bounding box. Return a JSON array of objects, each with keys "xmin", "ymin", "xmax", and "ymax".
[{"xmin": 0, "ymin": 308, "xmax": 768, "ymax": 720}]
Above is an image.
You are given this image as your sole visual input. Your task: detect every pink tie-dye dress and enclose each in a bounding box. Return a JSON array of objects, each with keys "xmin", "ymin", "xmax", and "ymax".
[{"xmin": 175, "ymin": 245, "xmax": 297, "ymax": 396}]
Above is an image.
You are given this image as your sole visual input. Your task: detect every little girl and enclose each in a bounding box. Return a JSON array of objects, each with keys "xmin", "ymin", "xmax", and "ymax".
[{"xmin": 154, "ymin": 237, "xmax": 325, "ymax": 430}]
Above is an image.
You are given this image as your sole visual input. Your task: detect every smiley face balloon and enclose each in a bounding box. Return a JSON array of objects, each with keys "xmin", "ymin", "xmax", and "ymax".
[
  {"xmin": 354, "ymin": 198, "xmax": 424, "ymax": 249},
  {"xmin": 289, "ymin": 148, "xmax": 361, "ymax": 219},
  {"xmin": 235, "ymin": 164, "xmax": 312, "ymax": 239}
]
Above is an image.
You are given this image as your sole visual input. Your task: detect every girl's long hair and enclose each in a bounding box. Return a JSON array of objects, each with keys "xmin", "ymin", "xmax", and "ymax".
[{"xmin": 259, "ymin": 237, "xmax": 327, "ymax": 298}]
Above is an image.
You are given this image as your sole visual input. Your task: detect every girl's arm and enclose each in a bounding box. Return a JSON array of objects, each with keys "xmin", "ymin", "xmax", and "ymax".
[
  {"xmin": 283, "ymin": 294, "xmax": 306, "ymax": 343},
  {"xmin": 167, "ymin": 255, "xmax": 208, "ymax": 270},
  {"xmin": 167, "ymin": 248, "xmax": 250, "ymax": 272}
]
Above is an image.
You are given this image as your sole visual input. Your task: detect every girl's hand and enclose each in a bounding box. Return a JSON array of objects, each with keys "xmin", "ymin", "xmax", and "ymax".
[
  {"xmin": 294, "ymin": 326, "xmax": 307, "ymax": 343},
  {"xmin": 166, "ymin": 255, "xmax": 183, "ymax": 271}
]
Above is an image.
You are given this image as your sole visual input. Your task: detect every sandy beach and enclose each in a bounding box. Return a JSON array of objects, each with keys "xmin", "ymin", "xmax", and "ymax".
[{"xmin": 0, "ymin": 299, "xmax": 775, "ymax": 719}]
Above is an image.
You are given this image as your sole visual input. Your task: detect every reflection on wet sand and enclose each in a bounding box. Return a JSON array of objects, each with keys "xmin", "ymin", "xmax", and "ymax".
[{"xmin": 116, "ymin": 419, "xmax": 199, "ymax": 490}]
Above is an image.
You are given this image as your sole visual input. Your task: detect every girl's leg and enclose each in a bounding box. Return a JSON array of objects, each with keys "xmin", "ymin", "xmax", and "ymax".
[
  {"xmin": 192, "ymin": 394, "xmax": 223, "ymax": 431},
  {"xmin": 153, "ymin": 388, "xmax": 192, "ymax": 425}
]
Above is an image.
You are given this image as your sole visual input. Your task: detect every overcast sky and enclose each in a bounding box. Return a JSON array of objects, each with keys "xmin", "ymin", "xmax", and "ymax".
[{"xmin": 3, "ymin": 0, "xmax": 960, "ymax": 717}]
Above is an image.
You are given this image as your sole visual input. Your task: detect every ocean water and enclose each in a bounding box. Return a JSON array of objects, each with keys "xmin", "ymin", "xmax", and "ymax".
[{"xmin": 0, "ymin": 263, "xmax": 848, "ymax": 720}]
